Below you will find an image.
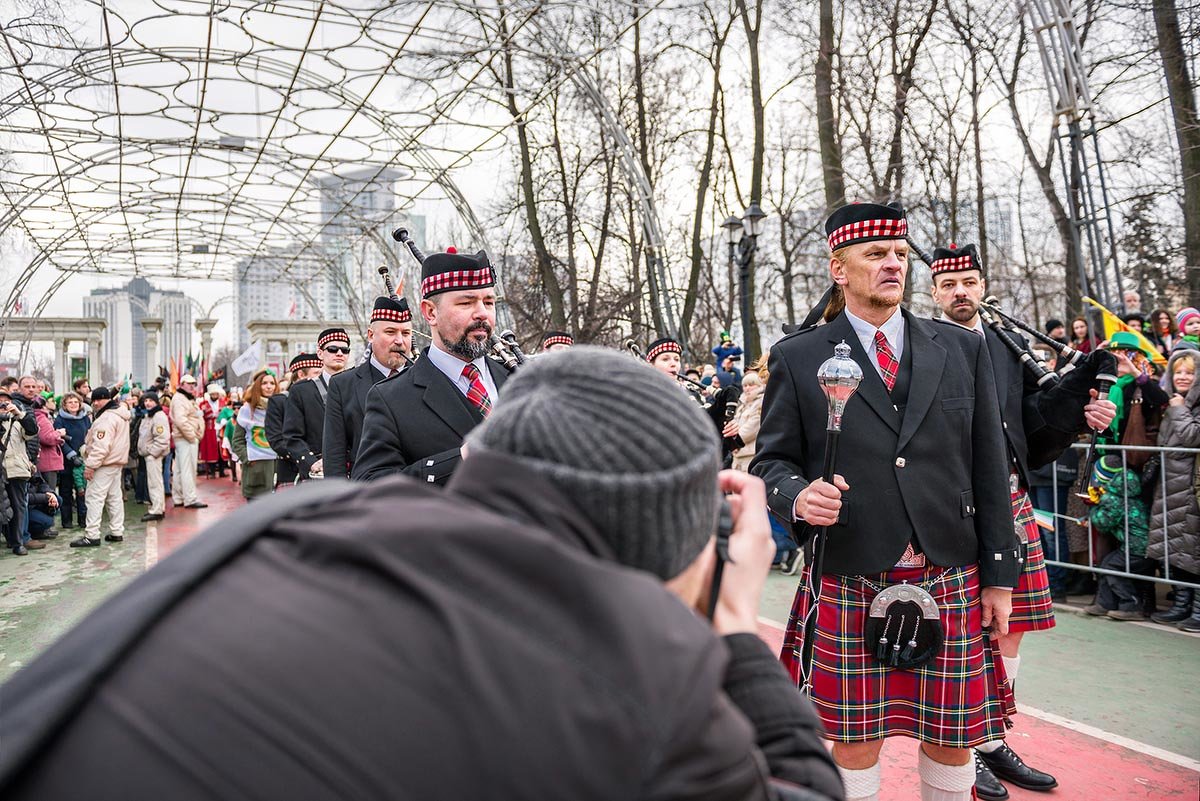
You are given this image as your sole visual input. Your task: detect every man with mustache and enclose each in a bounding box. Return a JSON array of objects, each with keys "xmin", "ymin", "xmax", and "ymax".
[
  {"xmin": 929, "ymin": 243, "xmax": 1116, "ymax": 800},
  {"xmin": 353, "ymin": 248, "xmax": 511, "ymax": 485},
  {"xmin": 323, "ymin": 296, "xmax": 414, "ymax": 480}
]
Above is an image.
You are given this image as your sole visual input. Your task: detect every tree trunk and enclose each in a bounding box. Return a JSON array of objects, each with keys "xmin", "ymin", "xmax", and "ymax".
[
  {"xmin": 498, "ymin": 5, "xmax": 566, "ymax": 328},
  {"xmin": 969, "ymin": 44, "xmax": 989, "ymax": 269},
  {"xmin": 1153, "ymin": 0, "xmax": 1200, "ymax": 299},
  {"xmin": 631, "ymin": 8, "xmax": 667, "ymax": 336},
  {"xmin": 736, "ymin": 0, "xmax": 764, "ymax": 362},
  {"xmin": 815, "ymin": 0, "xmax": 845, "ymax": 209},
  {"xmin": 681, "ymin": 12, "xmax": 729, "ymax": 349}
]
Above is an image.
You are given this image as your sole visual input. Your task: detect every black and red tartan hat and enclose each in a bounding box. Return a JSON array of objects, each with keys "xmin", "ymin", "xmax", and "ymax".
[
  {"xmin": 540, "ymin": 331, "xmax": 574, "ymax": 350},
  {"xmin": 646, "ymin": 337, "xmax": 682, "ymax": 362},
  {"xmin": 289, "ymin": 352, "xmax": 321, "ymax": 372},
  {"xmin": 317, "ymin": 327, "xmax": 350, "ymax": 349},
  {"xmin": 420, "ymin": 246, "xmax": 495, "ymax": 299},
  {"xmin": 371, "ymin": 295, "xmax": 412, "ymax": 324},
  {"xmin": 930, "ymin": 243, "xmax": 984, "ymax": 277},
  {"xmin": 825, "ymin": 201, "xmax": 908, "ymax": 251}
]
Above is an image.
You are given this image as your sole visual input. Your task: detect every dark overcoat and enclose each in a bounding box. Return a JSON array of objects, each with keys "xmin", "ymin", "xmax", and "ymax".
[
  {"xmin": 280, "ymin": 376, "xmax": 328, "ymax": 479},
  {"xmin": 322, "ymin": 359, "xmax": 387, "ymax": 480},
  {"xmin": 0, "ymin": 451, "xmax": 842, "ymax": 801},
  {"xmin": 264, "ymin": 390, "xmax": 296, "ymax": 485},
  {"xmin": 352, "ymin": 348, "xmax": 510, "ymax": 484},
  {"xmin": 751, "ymin": 309, "xmax": 1021, "ymax": 587}
]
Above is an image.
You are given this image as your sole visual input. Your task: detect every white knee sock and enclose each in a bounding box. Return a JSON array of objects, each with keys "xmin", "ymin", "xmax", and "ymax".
[
  {"xmin": 918, "ymin": 747, "xmax": 975, "ymax": 801},
  {"xmin": 978, "ymin": 654, "xmax": 1023, "ymax": 753},
  {"xmin": 837, "ymin": 762, "xmax": 880, "ymax": 801},
  {"xmin": 1002, "ymin": 654, "xmax": 1021, "ymax": 685}
]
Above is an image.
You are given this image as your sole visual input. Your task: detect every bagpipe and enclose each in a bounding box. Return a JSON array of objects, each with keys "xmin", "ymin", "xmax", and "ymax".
[
  {"xmin": 908, "ymin": 237, "xmax": 1118, "ymax": 501},
  {"xmin": 390, "ymin": 227, "xmax": 527, "ymax": 370}
]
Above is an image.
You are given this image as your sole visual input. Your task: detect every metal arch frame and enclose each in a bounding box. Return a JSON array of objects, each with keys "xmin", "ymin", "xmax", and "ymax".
[{"xmin": 1024, "ymin": 0, "xmax": 1125, "ymax": 309}]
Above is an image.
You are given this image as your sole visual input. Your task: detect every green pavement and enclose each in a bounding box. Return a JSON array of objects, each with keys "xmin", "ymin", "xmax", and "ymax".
[
  {"xmin": 760, "ymin": 571, "xmax": 1200, "ymax": 760},
  {"xmin": 0, "ymin": 500, "xmax": 150, "ymax": 679}
]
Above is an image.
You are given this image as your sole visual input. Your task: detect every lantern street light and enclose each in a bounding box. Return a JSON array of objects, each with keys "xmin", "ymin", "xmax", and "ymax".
[{"xmin": 721, "ymin": 204, "xmax": 768, "ymax": 364}]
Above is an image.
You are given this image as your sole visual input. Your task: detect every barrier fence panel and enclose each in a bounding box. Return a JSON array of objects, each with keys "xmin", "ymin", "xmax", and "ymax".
[{"xmin": 1039, "ymin": 442, "xmax": 1200, "ymax": 592}]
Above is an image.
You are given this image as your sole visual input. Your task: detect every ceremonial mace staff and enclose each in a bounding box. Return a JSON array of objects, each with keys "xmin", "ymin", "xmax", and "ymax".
[{"xmin": 799, "ymin": 341, "xmax": 864, "ymax": 691}]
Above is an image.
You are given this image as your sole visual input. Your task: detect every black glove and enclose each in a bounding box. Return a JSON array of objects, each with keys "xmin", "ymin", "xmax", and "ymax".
[{"xmin": 67, "ymin": 451, "xmax": 84, "ymax": 468}]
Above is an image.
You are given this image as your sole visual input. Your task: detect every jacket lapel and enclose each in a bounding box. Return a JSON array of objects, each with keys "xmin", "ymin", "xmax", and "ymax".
[
  {"xmin": 897, "ymin": 311, "xmax": 946, "ymax": 452},
  {"xmin": 826, "ymin": 313, "xmax": 900, "ymax": 434},
  {"xmin": 487, "ymin": 357, "xmax": 511, "ymax": 391},
  {"xmin": 412, "ymin": 349, "xmax": 477, "ymax": 439},
  {"xmin": 355, "ymin": 360, "xmax": 385, "ymax": 412}
]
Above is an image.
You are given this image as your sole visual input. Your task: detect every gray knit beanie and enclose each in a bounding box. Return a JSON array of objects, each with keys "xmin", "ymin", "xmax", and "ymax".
[{"xmin": 466, "ymin": 345, "xmax": 722, "ymax": 579}]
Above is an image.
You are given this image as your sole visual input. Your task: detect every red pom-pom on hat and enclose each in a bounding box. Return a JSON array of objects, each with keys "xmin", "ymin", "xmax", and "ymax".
[{"xmin": 446, "ymin": 246, "xmax": 457, "ymax": 254}]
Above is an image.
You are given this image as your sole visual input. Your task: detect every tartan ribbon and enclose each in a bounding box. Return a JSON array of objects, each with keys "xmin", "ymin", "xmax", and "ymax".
[
  {"xmin": 461, "ymin": 363, "xmax": 491, "ymax": 418},
  {"xmin": 874, "ymin": 331, "xmax": 898, "ymax": 392},
  {"xmin": 827, "ymin": 217, "xmax": 908, "ymax": 250}
]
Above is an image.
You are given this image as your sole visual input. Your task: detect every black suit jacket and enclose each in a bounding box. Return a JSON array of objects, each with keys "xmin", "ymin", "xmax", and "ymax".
[
  {"xmin": 264, "ymin": 391, "xmax": 296, "ymax": 485},
  {"xmin": 280, "ymin": 376, "xmax": 329, "ymax": 479},
  {"xmin": 750, "ymin": 309, "xmax": 1020, "ymax": 588},
  {"xmin": 323, "ymin": 360, "xmax": 388, "ymax": 480},
  {"xmin": 352, "ymin": 349, "xmax": 511, "ymax": 484}
]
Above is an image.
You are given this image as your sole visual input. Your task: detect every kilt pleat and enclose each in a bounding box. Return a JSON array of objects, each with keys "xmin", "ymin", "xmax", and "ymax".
[
  {"xmin": 779, "ymin": 563, "xmax": 1015, "ymax": 747},
  {"xmin": 1009, "ymin": 487, "xmax": 1056, "ymax": 633}
]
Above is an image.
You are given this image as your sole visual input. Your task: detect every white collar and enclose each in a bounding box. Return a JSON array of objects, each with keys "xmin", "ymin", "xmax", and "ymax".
[
  {"xmin": 845, "ymin": 305, "xmax": 904, "ymax": 346},
  {"xmin": 426, "ymin": 341, "xmax": 490, "ymax": 380},
  {"xmin": 368, "ymin": 353, "xmax": 396, "ymax": 377}
]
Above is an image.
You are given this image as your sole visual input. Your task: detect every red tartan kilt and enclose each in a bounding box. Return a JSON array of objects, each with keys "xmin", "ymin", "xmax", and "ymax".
[
  {"xmin": 780, "ymin": 563, "xmax": 1015, "ymax": 747},
  {"xmin": 1010, "ymin": 488, "xmax": 1056, "ymax": 633}
]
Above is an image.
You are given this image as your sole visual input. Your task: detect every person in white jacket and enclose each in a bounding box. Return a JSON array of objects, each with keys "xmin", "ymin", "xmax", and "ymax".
[
  {"xmin": 72, "ymin": 387, "xmax": 131, "ymax": 548},
  {"xmin": 137, "ymin": 391, "xmax": 171, "ymax": 522},
  {"xmin": 169, "ymin": 376, "xmax": 207, "ymax": 509}
]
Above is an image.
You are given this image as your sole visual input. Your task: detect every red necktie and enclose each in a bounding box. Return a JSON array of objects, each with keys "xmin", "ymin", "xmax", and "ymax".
[
  {"xmin": 461, "ymin": 363, "xmax": 492, "ymax": 417},
  {"xmin": 874, "ymin": 331, "xmax": 898, "ymax": 392}
]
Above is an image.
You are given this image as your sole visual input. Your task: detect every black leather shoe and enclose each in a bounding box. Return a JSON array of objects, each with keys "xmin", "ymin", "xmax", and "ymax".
[
  {"xmin": 12, "ymin": 545, "xmax": 28, "ymax": 556},
  {"xmin": 32, "ymin": 529, "xmax": 59, "ymax": 540},
  {"xmin": 184, "ymin": 502, "xmax": 209, "ymax": 509},
  {"xmin": 978, "ymin": 743, "xmax": 1058, "ymax": 791},
  {"xmin": 140, "ymin": 513, "xmax": 164, "ymax": 522},
  {"xmin": 103, "ymin": 534, "xmax": 124, "ymax": 543},
  {"xmin": 974, "ymin": 751, "xmax": 1009, "ymax": 800},
  {"xmin": 70, "ymin": 536, "xmax": 101, "ymax": 547}
]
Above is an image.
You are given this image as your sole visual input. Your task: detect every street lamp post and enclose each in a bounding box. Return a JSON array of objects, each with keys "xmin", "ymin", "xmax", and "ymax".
[{"xmin": 721, "ymin": 204, "xmax": 767, "ymax": 364}]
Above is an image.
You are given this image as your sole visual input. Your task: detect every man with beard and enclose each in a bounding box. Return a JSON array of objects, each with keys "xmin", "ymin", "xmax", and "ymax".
[
  {"xmin": 267, "ymin": 354, "xmax": 321, "ymax": 488},
  {"xmin": 353, "ymin": 249, "xmax": 510, "ymax": 485},
  {"xmin": 929, "ymin": 243, "xmax": 1116, "ymax": 801},
  {"xmin": 281, "ymin": 330, "xmax": 350, "ymax": 481},
  {"xmin": 324, "ymin": 297, "xmax": 414, "ymax": 480}
]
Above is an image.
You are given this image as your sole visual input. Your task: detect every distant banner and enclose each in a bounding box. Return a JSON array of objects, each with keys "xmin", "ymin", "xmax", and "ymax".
[{"xmin": 231, "ymin": 341, "xmax": 263, "ymax": 376}]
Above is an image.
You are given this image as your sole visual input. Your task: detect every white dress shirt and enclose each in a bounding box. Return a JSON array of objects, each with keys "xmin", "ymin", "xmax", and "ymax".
[
  {"xmin": 844, "ymin": 306, "xmax": 905, "ymax": 381},
  {"xmin": 426, "ymin": 342, "xmax": 500, "ymax": 403}
]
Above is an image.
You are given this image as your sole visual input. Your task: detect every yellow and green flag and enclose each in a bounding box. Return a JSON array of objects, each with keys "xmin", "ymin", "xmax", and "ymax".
[{"xmin": 1082, "ymin": 297, "xmax": 1167, "ymax": 366}]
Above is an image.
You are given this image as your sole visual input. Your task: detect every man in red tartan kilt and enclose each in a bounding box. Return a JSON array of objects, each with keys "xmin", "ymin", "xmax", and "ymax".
[
  {"xmin": 929, "ymin": 244, "xmax": 1117, "ymax": 799},
  {"xmin": 752, "ymin": 202, "xmax": 1023, "ymax": 801}
]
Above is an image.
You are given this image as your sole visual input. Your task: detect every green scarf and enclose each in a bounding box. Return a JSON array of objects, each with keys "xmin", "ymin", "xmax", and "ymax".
[{"xmin": 1105, "ymin": 374, "xmax": 1135, "ymax": 440}]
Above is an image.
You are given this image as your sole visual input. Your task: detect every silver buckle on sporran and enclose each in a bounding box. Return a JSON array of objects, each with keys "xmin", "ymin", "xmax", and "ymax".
[{"xmin": 863, "ymin": 581, "xmax": 944, "ymax": 670}]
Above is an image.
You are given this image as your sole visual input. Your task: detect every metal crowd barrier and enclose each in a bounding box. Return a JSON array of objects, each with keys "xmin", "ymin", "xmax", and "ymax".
[{"xmin": 1038, "ymin": 441, "xmax": 1200, "ymax": 591}]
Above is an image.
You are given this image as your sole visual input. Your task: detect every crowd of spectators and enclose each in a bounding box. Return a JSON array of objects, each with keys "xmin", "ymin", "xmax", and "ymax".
[{"xmin": 1034, "ymin": 295, "xmax": 1200, "ymax": 630}]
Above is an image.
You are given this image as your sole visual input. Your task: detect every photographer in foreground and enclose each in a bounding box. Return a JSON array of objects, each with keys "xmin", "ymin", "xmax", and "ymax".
[{"xmin": 0, "ymin": 347, "xmax": 841, "ymax": 801}]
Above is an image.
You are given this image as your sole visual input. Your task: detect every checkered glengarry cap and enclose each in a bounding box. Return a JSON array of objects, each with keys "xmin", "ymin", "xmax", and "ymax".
[
  {"xmin": 825, "ymin": 201, "xmax": 907, "ymax": 251},
  {"xmin": 289, "ymin": 353, "xmax": 321, "ymax": 372},
  {"xmin": 646, "ymin": 337, "xmax": 682, "ymax": 362},
  {"xmin": 540, "ymin": 331, "xmax": 574, "ymax": 350},
  {"xmin": 317, "ymin": 328, "xmax": 350, "ymax": 349},
  {"xmin": 420, "ymin": 248, "xmax": 495, "ymax": 299},
  {"xmin": 930, "ymin": 243, "xmax": 984, "ymax": 276},
  {"xmin": 371, "ymin": 295, "xmax": 411, "ymax": 324}
]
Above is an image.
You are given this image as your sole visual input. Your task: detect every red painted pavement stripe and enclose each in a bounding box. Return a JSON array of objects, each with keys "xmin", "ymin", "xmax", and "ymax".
[{"xmin": 756, "ymin": 620, "xmax": 1200, "ymax": 800}]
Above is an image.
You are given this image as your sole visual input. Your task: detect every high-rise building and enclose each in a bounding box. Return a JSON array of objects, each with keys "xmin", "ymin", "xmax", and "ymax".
[
  {"xmin": 315, "ymin": 168, "xmax": 403, "ymax": 322},
  {"xmin": 83, "ymin": 277, "xmax": 191, "ymax": 384},
  {"xmin": 232, "ymin": 248, "xmax": 318, "ymax": 351}
]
